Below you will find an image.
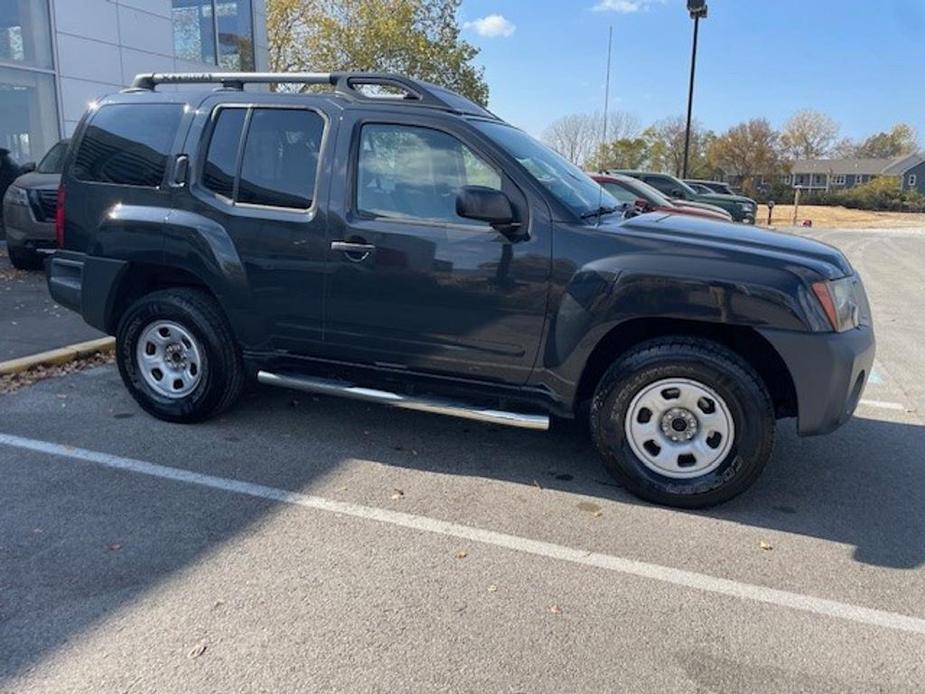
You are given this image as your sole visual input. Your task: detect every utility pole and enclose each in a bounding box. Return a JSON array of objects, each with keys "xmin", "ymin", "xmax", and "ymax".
[
  {"xmin": 599, "ymin": 25, "xmax": 613, "ymax": 172},
  {"xmin": 682, "ymin": 0, "xmax": 708, "ymax": 179}
]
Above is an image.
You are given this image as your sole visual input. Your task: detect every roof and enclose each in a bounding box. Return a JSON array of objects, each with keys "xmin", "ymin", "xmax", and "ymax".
[{"xmin": 791, "ymin": 152, "xmax": 924, "ymax": 176}]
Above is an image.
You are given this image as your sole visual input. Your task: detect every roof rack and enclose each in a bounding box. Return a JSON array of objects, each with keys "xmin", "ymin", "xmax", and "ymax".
[{"xmin": 127, "ymin": 71, "xmax": 497, "ymax": 119}]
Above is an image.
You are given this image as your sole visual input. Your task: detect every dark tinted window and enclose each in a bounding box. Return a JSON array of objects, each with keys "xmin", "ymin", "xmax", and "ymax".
[
  {"xmin": 74, "ymin": 104, "xmax": 183, "ymax": 187},
  {"xmin": 202, "ymin": 108, "xmax": 245, "ymax": 199},
  {"xmin": 643, "ymin": 175, "xmax": 674, "ymax": 195},
  {"xmin": 238, "ymin": 109, "xmax": 324, "ymax": 209}
]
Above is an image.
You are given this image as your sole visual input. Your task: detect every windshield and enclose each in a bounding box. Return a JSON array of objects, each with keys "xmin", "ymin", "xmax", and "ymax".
[
  {"xmin": 37, "ymin": 140, "xmax": 69, "ymax": 174},
  {"xmin": 472, "ymin": 120, "xmax": 619, "ymax": 218}
]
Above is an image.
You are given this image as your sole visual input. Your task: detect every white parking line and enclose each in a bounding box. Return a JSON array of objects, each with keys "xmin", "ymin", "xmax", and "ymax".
[
  {"xmin": 2, "ymin": 431, "xmax": 925, "ymax": 637},
  {"xmin": 858, "ymin": 399, "xmax": 907, "ymax": 411}
]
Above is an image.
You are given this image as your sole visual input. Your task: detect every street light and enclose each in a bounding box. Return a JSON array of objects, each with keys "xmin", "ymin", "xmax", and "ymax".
[{"xmin": 681, "ymin": 0, "xmax": 707, "ymax": 178}]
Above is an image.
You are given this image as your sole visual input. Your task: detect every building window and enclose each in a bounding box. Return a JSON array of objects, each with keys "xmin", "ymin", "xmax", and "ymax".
[
  {"xmin": 832, "ymin": 174, "xmax": 846, "ymax": 185},
  {"xmin": 782, "ymin": 174, "xmax": 792, "ymax": 184},
  {"xmin": 172, "ymin": 0, "xmax": 254, "ymax": 70},
  {"xmin": 0, "ymin": 66, "xmax": 58, "ymax": 163},
  {"xmin": 0, "ymin": 0, "xmax": 54, "ymax": 69},
  {"xmin": 909, "ymin": 174, "xmax": 918, "ymax": 188},
  {"xmin": 855, "ymin": 174, "xmax": 866, "ymax": 184}
]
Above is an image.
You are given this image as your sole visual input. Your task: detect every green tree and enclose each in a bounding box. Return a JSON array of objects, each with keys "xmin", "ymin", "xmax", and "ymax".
[
  {"xmin": 587, "ymin": 138, "xmax": 649, "ymax": 171},
  {"xmin": 267, "ymin": 0, "xmax": 488, "ymax": 105}
]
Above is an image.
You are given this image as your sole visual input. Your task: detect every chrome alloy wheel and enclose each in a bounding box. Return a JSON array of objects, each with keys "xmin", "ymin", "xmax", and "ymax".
[
  {"xmin": 135, "ymin": 320, "xmax": 203, "ymax": 399},
  {"xmin": 624, "ymin": 378, "xmax": 735, "ymax": 479}
]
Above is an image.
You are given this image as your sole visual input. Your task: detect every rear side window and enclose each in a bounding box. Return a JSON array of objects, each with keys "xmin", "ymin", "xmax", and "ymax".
[
  {"xmin": 200, "ymin": 107, "xmax": 324, "ymax": 210},
  {"xmin": 602, "ymin": 182, "xmax": 637, "ymax": 204},
  {"xmin": 73, "ymin": 104, "xmax": 183, "ymax": 187},
  {"xmin": 238, "ymin": 109, "xmax": 324, "ymax": 209}
]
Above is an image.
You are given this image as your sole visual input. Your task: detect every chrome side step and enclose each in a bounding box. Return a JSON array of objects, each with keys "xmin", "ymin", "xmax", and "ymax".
[{"xmin": 257, "ymin": 371, "xmax": 550, "ymax": 431}]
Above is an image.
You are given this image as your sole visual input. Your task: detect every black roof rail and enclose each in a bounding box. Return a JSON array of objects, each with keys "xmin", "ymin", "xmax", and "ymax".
[{"xmin": 127, "ymin": 71, "xmax": 498, "ymax": 119}]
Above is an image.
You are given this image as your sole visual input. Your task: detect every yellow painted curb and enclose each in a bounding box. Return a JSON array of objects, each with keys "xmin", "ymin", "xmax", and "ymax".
[{"xmin": 0, "ymin": 337, "xmax": 115, "ymax": 376}]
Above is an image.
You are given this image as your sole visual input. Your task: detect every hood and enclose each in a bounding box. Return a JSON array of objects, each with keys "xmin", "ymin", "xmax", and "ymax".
[
  {"xmin": 699, "ymin": 192, "xmax": 755, "ymax": 205},
  {"xmin": 615, "ymin": 212, "xmax": 852, "ymax": 280},
  {"xmin": 12, "ymin": 171, "xmax": 60, "ymax": 190},
  {"xmin": 673, "ymin": 200, "xmax": 731, "ymax": 217}
]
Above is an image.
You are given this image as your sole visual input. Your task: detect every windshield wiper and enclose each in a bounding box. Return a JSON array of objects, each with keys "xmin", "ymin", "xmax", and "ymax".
[{"xmin": 579, "ymin": 205, "xmax": 621, "ymax": 221}]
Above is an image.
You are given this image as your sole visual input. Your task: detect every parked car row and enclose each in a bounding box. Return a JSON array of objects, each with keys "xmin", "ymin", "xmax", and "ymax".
[
  {"xmin": 590, "ymin": 173, "xmax": 733, "ymax": 221},
  {"xmin": 1, "ymin": 139, "xmax": 69, "ymax": 269},
  {"xmin": 606, "ymin": 170, "xmax": 757, "ymax": 224}
]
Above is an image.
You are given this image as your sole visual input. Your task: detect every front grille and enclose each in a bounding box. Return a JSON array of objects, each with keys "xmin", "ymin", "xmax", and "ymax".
[{"xmin": 28, "ymin": 189, "xmax": 58, "ymax": 222}]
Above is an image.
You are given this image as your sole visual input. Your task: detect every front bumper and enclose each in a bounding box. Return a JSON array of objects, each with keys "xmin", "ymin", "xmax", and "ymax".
[
  {"xmin": 758, "ymin": 324, "xmax": 875, "ymax": 436},
  {"xmin": 2, "ymin": 200, "xmax": 55, "ymax": 250}
]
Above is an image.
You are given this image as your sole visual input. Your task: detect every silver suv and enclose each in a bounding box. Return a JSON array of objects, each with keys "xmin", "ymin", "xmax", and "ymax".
[{"xmin": 2, "ymin": 139, "xmax": 68, "ymax": 269}]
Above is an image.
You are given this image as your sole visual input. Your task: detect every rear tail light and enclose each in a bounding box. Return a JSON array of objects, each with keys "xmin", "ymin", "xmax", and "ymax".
[{"xmin": 54, "ymin": 183, "xmax": 66, "ymax": 248}]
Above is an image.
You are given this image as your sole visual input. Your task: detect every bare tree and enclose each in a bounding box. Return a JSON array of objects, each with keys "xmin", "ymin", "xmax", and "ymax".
[
  {"xmin": 642, "ymin": 116, "xmax": 711, "ymax": 177},
  {"xmin": 781, "ymin": 110, "xmax": 839, "ymax": 159},
  {"xmin": 542, "ymin": 110, "xmax": 639, "ymax": 166}
]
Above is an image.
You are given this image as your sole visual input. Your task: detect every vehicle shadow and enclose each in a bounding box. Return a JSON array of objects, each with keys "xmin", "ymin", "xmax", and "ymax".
[{"xmin": 1, "ymin": 369, "xmax": 922, "ymax": 684}]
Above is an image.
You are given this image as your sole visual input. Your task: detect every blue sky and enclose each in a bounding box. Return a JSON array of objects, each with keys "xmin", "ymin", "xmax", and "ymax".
[{"xmin": 458, "ymin": 0, "xmax": 925, "ymax": 141}]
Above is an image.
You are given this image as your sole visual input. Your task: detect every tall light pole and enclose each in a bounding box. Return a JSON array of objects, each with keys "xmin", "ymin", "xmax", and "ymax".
[{"xmin": 681, "ymin": 0, "xmax": 708, "ymax": 178}]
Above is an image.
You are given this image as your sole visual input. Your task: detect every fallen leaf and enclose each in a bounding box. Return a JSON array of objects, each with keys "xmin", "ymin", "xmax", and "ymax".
[
  {"xmin": 759, "ymin": 541, "xmax": 773, "ymax": 551},
  {"xmin": 390, "ymin": 488, "xmax": 404, "ymax": 500},
  {"xmin": 548, "ymin": 604, "xmax": 562, "ymax": 615},
  {"xmin": 593, "ymin": 510, "xmax": 603, "ymax": 518},
  {"xmin": 455, "ymin": 550, "xmax": 468, "ymax": 560},
  {"xmin": 187, "ymin": 642, "xmax": 207, "ymax": 659},
  {"xmin": 106, "ymin": 543, "xmax": 123, "ymax": 552},
  {"xmin": 487, "ymin": 584, "xmax": 497, "ymax": 593},
  {"xmin": 532, "ymin": 480, "xmax": 543, "ymax": 490}
]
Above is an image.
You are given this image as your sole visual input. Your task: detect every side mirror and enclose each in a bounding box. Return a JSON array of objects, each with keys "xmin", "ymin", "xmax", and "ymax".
[
  {"xmin": 20, "ymin": 161, "xmax": 36, "ymax": 174},
  {"xmin": 456, "ymin": 186, "xmax": 517, "ymax": 229}
]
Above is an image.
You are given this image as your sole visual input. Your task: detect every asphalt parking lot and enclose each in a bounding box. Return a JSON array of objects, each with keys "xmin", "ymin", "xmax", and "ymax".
[{"xmin": 1, "ymin": 227, "xmax": 924, "ymax": 693}]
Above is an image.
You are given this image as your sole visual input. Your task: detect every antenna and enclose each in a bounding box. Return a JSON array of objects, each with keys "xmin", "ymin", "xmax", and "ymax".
[
  {"xmin": 594, "ymin": 25, "xmax": 614, "ymax": 226},
  {"xmin": 601, "ymin": 25, "xmax": 613, "ymax": 170}
]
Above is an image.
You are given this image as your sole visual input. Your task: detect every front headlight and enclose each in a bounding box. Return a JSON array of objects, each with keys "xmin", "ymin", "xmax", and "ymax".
[
  {"xmin": 4, "ymin": 185, "xmax": 29, "ymax": 207},
  {"xmin": 739, "ymin": 201, "xmax": 754, "ymax": 212},
  {"xmin": 812, "ymin": 276, "xmax": 868, "ymax": 332}
]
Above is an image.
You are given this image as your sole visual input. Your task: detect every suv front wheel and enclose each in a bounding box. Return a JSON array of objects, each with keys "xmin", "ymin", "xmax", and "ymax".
[
  {"xmin": 116, "ymin": 288, "xmax": 244, "ymax": 422},
  {"xmin": 590, "ymin": 337, "xmax": 774, "ymax": 508}
]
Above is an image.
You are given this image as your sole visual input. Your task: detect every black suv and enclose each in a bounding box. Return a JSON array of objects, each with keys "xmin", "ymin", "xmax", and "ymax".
[{"xmin": 47, "ymin": 72, "xmax": 874, "ymax": 508}]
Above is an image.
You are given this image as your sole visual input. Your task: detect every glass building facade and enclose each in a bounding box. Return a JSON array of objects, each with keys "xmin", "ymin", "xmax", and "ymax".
[
  {"xmin": 0, "ymin": 0, "xmax": 58, "ymax": 162},
  {"xmin": 0, "ymin": 0, "xmax": 263, "ymax": 169}
]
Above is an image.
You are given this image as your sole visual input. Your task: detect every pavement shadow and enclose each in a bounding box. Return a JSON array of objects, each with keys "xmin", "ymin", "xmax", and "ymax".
[{"xmin": 1, "ymin": 367, "xmax": 922, "ymax": 683}]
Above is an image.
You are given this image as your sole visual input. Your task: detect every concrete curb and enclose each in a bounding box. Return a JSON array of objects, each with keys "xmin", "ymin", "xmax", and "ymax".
[{"xmin": 0, "ymin": 337, "xmax": 115, "ymax": 376}]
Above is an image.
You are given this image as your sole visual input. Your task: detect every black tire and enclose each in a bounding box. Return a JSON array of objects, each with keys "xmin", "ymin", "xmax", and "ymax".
[
  {"xmin": 590, "ymin": 337, "xmax": 774, "ymax": 508},
  {"xmin": 116, "ymin": 287, "xmax": 245, "ymax": 423},
  {"xmin": 7, "ymin": 244, "xmax": 43, "ymax": 270}
]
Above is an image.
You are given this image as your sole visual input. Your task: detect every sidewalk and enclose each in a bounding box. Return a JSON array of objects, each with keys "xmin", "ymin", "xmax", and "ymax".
[{"xmin": 0, "ymin": 243, "xmax": 104, "ymax": 361}]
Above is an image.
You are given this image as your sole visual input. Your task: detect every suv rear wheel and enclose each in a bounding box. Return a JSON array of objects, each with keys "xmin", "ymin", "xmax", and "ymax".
[
  {"xmin": 116, "ymin": 288, "xmax": 244, "ymax": 422},
  {"xmin": 590, "ymin": 337, "xmax": 774, "ymax": 508}
]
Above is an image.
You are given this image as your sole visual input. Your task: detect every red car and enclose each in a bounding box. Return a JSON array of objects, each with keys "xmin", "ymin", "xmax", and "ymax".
[{"xmin": 591, "ymin": 173, "xmax": 733, "ymax": 222}]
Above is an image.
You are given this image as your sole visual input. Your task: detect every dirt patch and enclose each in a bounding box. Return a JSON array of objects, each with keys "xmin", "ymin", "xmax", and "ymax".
[
  {"xmin": 0, "ymin": 351, "xmax": 115, "ymax": 395},
  {"xmin": 761, "ymin": 205, "xmax": 925, "ymax": 229}
]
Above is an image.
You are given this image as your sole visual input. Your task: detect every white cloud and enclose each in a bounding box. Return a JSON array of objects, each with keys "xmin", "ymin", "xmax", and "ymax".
[
  {"xmin": 464, "ymin": 14, "xmax": 517, "ymax": 38},
  {"xmin": 593, "ymin": 0, "xmax": 664, "ymax": 13}
]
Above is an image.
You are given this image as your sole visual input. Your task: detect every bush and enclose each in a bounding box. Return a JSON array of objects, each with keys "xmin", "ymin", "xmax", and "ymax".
[{"xmin": 802, "ymin": 177, "xmax": 925, "ymax": 212}]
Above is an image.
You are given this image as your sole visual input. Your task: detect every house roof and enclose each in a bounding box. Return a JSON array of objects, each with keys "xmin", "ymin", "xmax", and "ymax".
[{"xmin": 791, "ymin": 153, "xmax": 924, "ymax": 176}]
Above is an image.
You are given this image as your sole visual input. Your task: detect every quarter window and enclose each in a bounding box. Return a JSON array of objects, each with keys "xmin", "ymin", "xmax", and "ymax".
[
  {"xmin": 74, "ymin": 104, "xmax": 183, "ymax": 187},
  {"xmin": 909, "ymin": 174, "xmax": 918, "ymax": 187},
  {"xmin": 357, "ymin": 123, "xmax": 501, "ymax": 224}
]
